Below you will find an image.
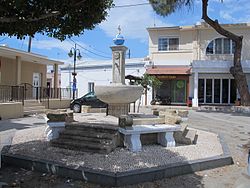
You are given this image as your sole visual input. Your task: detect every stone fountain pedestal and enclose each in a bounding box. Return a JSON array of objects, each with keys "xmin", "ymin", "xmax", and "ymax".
[
  {"xmin": 95, "ymin": 44, "xmax": 143, "ymax": 118},
  {"xmin": 108, "ymin": 104, "xmax": 129, "ymax": 117}
]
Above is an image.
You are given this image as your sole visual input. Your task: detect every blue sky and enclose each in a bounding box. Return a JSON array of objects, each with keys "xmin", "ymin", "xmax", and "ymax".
[{"xmin": 0, "ymin": 0, "xmax": 249, "ymax": 65}]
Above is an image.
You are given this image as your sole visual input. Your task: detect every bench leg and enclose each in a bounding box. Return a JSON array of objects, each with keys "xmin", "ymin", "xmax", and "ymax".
[
  {"xmin": 158, "ymin": 132, "xmax": 175, "ymax": 147},
  {"xmin": 124, "ymin": 134, "xmax": 142, "ymax": 152}
]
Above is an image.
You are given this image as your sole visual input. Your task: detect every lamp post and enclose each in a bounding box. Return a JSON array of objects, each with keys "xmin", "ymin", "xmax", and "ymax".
[{"xmin": 68, "ymin": 43, "xmax": 82, "ymax": 100}]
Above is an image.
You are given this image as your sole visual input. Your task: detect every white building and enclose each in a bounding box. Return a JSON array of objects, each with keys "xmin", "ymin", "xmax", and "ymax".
[{"xmin": 60, "ymin": 58, "xmax": 152, "ymax": 105}]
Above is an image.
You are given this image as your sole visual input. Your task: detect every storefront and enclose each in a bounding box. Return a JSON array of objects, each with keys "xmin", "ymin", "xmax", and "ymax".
[
  {"xmin": 198, "ymin": 77, "xmax": 237, "ymax": 104},
  {"xmin": 147, "ymin": 66, "xmax": 191, "ymax": 105},
  {"xmin": 190, "ymin": 60, "xmax": 250, "ymax": 107}
]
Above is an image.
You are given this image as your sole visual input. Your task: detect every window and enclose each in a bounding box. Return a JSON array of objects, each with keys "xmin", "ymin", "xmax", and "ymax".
[
  {"xmin": 206, "ymin": 37, "xmax": 235, "ymax": 55},
  {"xmin": 88, "ymin": 82, "xmax": 95, "ymax": 93},
  {"xmin": 158, "ymin": 37, "xmax": 179, "ymax": 51}
]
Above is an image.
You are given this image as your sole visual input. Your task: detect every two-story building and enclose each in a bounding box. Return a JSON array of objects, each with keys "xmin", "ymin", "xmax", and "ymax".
[{"xmin": 147, "ymin": 22, "xmax": 250, "ymax": 107}]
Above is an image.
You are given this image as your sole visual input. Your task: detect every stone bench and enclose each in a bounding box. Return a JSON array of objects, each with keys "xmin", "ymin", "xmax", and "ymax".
[
  {"xmin": 45, "ymin": 122, "xmax": 65, "ymax": 141},
  {"xmin": 119, "ymin": 124, "xmax": 181, "ymax": 152}
]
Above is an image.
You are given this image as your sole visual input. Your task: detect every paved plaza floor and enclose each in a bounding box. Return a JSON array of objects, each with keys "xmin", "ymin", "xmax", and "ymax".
[{"xmin": 0, "ymin": 109, "xmax": 250, "ymax": 187}]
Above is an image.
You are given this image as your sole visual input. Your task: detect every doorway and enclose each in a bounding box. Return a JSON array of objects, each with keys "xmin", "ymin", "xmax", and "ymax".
[{"xmin": 33, "ymin": 73, "xmax": 41, "ymax": 99}]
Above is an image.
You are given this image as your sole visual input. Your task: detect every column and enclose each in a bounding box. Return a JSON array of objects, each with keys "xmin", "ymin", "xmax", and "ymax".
[
  {"xmin": 16, "ymin": 56, "xmax": 21, "ymax": 85},
  {"xmin": 192, "ymin": 71, "xmax": 199, "ymax": 107},
  {"xmin": 53, "ymin": 64, "xmax": 58, "ymax": 89},
  {"xmin": 53, "ymin": 64, "xmax": 59, "ymax": 98}
]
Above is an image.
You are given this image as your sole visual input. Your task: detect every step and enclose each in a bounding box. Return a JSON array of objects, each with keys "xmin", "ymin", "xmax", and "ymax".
[
  {"xmin": 59, "ymin": 134, "xmax": 115, "ymax": 145},
  {"xmin": 65, "ymin": 122, "xmax": 118, "ymax": 132},
  {"xmin": 52, "ymin": 137, "xmax": 115, "ymax": 149},
  {"xmin": 51, "ymin": 138, "xmax": 115, "ymax": 153},
  {"xmin": 60, "ymin": 129, "xmax": 116, "ymax": 140},
  {"xmin": 51, "ymin": 142, "xmax": 113, "ymax": 154}
]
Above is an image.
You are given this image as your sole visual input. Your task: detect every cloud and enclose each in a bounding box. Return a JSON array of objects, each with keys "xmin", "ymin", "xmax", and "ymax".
[
  {"xmin": 99, "ymin": 0, "xmax": 170, "ymax": 42},
  {"xmin": 218, "ymin": 0, "xmax": 250, "ymax": 23},
  {"xmin": 30, "ymin": 38, "xmax": 87, "ymax": 53}
]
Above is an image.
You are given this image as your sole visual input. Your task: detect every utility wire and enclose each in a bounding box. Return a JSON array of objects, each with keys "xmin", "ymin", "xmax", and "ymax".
[
  {"xmin": 87, "ymin": 45, "xmax": 111, "ymax": 56},
  {"xmin": 0, "ymin": 37, "xmax": 8, "ymax": 43},
  {"xmin": 66, "ymin": 39, "xmax": 95, "ymax": 59},
  {"xmin": 69, "ymin": 38, "xmax": 111, "ymax": 59},
  {"xmin": 114, "ymin": 3, "xmax": 150, "ymax": 8}
]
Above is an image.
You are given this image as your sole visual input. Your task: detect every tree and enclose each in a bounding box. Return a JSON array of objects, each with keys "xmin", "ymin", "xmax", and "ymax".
[
  {"xmin": 149, "ymin": 0, "xmax": 250, "ymax": 105},
  {"xmin": 0, "ymin": 0, "xmax": 113, "ymax": 40},
  {"xmin": 137, "ymin": 73, "xmax": 162, "ymax": 105}
]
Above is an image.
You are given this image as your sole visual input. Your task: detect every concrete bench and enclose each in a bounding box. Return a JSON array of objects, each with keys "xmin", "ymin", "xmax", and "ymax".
[
  {"xmin": 119, "ymin": 124, "xmax": 181, "ymax": 152},
  {"xmin": 45, "ymin": 122, "xmax": 65, "ymax": 141}
]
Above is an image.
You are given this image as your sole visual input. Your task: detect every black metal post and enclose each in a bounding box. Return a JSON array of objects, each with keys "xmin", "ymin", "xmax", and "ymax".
[{"xmin": 73, "ymin": 43, "xmax": 77, "ymax": 100}]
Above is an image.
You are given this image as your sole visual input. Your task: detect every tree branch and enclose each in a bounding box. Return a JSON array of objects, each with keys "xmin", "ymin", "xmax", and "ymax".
[
  {"xmin": 201, "ymin": 0, "xmax": 241, "ymax": 42},
  {"xmin": 73, "ymin": 0, "xmax": 88, "ymax": 7},
  {"xmin": 0, "ymin": 11, "xmax": 60, "ymax": 23}
]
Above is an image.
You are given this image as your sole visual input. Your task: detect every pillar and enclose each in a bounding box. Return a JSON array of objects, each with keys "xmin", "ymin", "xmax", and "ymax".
[
  {"xmin": 192, "ymin": 71, "xmax": 199, "ymax": 107},
  {"xmin": 53, "ymin": 64, "xmax": 59, "ymax": 98},
  {"xmin": 53, "ymin": 64, "xmax": 58, "ymax": 89},
  {"xmin": 16, "ymin": 56, "xmax": 21, "ymax": 85},
  {"xmin": 110, "ymin": 45, "xmax": 127, "ymax": 85}
]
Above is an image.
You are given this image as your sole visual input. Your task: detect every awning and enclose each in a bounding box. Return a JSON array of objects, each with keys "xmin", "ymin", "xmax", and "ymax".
[
  {"xmin": 0, "ymin": 46, "xmax": 64, "ymax": 65},
  {"xmin": 146, "ymin": 66, "xmax": 191, "ymax": 75}
]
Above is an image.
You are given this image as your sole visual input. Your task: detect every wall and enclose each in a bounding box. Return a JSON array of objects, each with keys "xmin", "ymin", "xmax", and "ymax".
[
  {"xmin": 148, "ymin": 28, "xmax": 193, "ymax": 65},
  {"xmin": 0, "ymin": 57, "xmax": 46, "ymax": 87},
  {"xmin": 198, "ymin": 27, "xmax": 250, "ymax": 61},
  {"xmin": 148, "ymin": 25, "xmax": 250, "ymax": 64},
  {"xmin": 0, "ymin": 57, "xmax": 17, "ymax": 85},
  {"xmin": 21, "ymin": 61, "xmax": 47, "ymax": 87},
  {"xmin": 0, "ymin": 102, "xmax": 23, "ymax": 119}
]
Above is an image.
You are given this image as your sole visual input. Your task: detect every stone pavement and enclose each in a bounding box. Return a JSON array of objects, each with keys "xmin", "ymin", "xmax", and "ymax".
[
  {"xmin": 0, "ymin": 115, "xmax": 47, "ymax": 132},
  {"xmin": 187, "ymin": 110, "xmax": 250, "ymax": 188}
]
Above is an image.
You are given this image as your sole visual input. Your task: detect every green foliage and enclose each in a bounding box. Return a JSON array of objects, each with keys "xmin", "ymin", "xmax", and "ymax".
[
  {"xmin": 149, "ymin": 0, "xmax": 193, "ymax": 16},
  {"xmin": 137, "ymin": 73, "xmax": 162, "ymax": 89},
  {"xmin": 0, "ymin": 0, "xmax": 113, "ymax": 40}
]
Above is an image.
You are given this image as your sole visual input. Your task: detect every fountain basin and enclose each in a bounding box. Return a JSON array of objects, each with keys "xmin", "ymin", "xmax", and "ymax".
[{"xmin": 95, "ymin": 84, "xmax": 143, "ymax": 104}]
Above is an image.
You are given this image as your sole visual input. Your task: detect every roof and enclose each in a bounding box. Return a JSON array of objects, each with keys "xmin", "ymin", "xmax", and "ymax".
[
  {"xmin": 146, "ymin": 66, "xmax": 191, "ymax": 75},
  {"xmin": 0, "ymin": 46, "xmax": 64, "ymax": 65},
  {"xmin": 61, "ymin": 58, "xmax": 147, "ymax": 71},
  {"xmin": 147, "ymin": 22, "xmax": 250, "ymax": 31}
]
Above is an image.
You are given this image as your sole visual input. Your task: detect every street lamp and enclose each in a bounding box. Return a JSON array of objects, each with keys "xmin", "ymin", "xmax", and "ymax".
[{"xmin": 68, "ymin": 43, "xmax": 82, "ymax": 100}]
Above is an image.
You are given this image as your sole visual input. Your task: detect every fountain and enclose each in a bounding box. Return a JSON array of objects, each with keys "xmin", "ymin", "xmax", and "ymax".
[{"xmin": 95, "ymin": 26, "xmax": 143, "ymax": 117}]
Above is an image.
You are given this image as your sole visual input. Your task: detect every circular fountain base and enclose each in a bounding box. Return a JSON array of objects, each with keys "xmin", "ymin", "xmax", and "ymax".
[{"xmin": 108, "ymin": 103, "xmax": 129, "ymax": 117}]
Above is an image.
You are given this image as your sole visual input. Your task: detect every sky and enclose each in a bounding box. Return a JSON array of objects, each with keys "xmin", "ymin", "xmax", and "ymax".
[{"xmin": 0, "ymin": 0, "xmax": 249, "ymax": 65}]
